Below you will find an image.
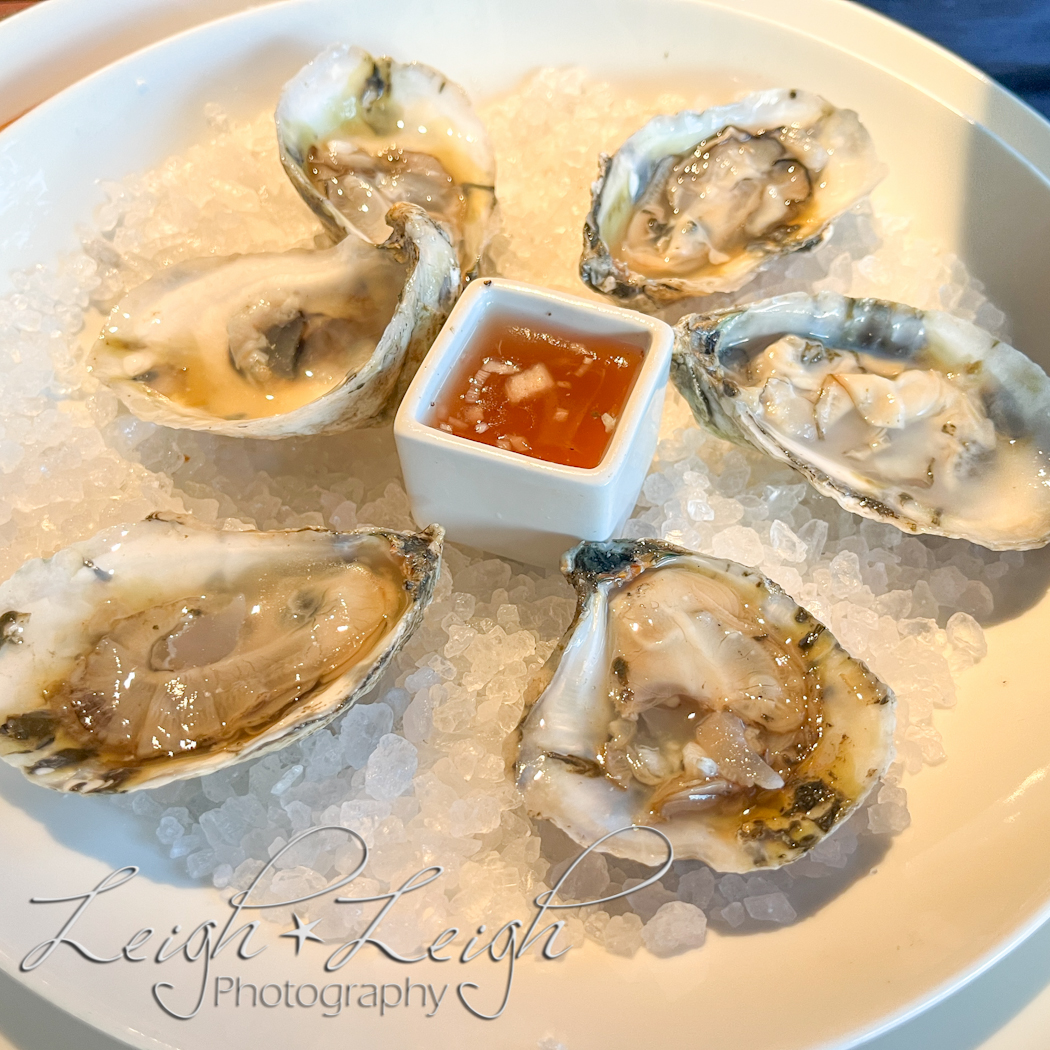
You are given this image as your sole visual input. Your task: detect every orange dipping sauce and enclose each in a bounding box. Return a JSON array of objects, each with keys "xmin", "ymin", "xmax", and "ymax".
[{"xmin": 425, "ymin": 315, "xmax": 646, "ymax": 469}]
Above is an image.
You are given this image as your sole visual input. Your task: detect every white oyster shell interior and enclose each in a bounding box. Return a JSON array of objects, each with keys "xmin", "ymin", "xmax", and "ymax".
[
  {"xmin": 674, "ymin": 291, "xmax": 1050, "ymax": 550},
  {"xmin": 0, "ymin": 515, "xmax": 442, "ymax": 792},
  {"xmin": 581, "ymin": 89, "xmax": 883, "ymax": 304},
  {"xmin": 517, "ymin": 540, "xmax": 895, "ymax": 873},
  {"xmin": 90, "ymin": 202, "xmax": 459, "ymax": 438},
  {"xmin": 277, "ymin": 44, "xmax": 496, "ymax": 278}
]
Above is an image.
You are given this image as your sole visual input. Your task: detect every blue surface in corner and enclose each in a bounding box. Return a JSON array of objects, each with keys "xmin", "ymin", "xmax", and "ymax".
[{"xmin": 856, "ymin": 0, "xmax": 1050, "ymax": 117}]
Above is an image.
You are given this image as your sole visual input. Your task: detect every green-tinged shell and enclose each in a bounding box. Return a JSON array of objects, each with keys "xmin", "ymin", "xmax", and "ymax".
[{"xmin": 276, "ymin": 44, "xmax": 496, "ymax": 279}]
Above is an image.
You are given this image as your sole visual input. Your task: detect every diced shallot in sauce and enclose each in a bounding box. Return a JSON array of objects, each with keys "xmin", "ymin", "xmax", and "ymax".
[{"xmin": 426, "ymin": 315, "xmax": 645, "ymax": 468}]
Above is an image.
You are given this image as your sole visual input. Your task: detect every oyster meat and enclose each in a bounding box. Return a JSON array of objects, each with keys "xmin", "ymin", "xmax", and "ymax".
[
  {"xmin": 0, "ymin": 515, "xmax": 442, "ymax": 792},
  {"xmin": 580, "ymin": 89, "xmax": 883, "ymax": 307},
  {"xmin": 90, "ymin": 202, "xmax": 459, "ymax": 438},
  {"xmin": 277, "ymin": 44, "xmax": 496, "ymax": 278},
  {"xmin": 516, "ymin": 540, "xmax": 895, "ymax": 872},
  {"xmin": 673, "ymin": 291, "xmax": 1050, "ymax": 549}
]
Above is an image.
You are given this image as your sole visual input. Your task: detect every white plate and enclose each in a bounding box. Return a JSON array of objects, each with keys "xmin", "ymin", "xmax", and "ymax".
[
  {"xmin": 0, "ymin": 0, "xmax": 289, "ymax": 128},
  {"xmin": 3, "ymin": 2, "xmax": 1050, "ymax": 1049}
]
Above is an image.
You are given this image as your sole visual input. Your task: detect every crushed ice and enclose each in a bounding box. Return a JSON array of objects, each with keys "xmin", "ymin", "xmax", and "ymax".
[{"xmin": 0, "ymin": 70, "xmax": 1022, "ymax": 958}]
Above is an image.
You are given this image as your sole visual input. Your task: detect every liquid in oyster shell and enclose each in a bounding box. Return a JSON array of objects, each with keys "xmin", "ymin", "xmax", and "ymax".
[
  {"xmin": 0, "ymin": 515, "xmax": 443, "ymax": 792},
  {"xmin": 276, "ymin": 44, "xmax": 497, "ymax": 279},
  {"xmin": 516, "ymin": 539, "xmax": 895, "ymax": 873},
  {"xmin": 580, "ymin": 89, "xmax": 884, "ymax": 307},
  {"xmin": 90, "ymin": 203, "xmax": 460, "ymax": 438},
  {"xmin": 672, "ymin": 291, "xmax": 1050, "ymax": 549}
]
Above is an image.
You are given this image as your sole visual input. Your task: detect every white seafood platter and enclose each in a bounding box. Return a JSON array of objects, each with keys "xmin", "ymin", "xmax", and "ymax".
[{"xmin": 2, "ymin": 2, "xmax": 1050, "ymax": 1050}]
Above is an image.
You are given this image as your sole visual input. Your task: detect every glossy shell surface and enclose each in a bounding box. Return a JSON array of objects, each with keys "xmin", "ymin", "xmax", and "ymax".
[
  {"xmin": 0, "ymin": 515, "xmax": 443, "ymax": 792},
  {"xmin": 90, "ymin": 203, "xmax": 460, "ymax": 438},
  {"xmin": 277, "ymin": 44, "xmax": 496, "ymax": 278},
  {"xmin": 673, "ymin": 291, "xmax": 1050, "ymax": 549},
  {"xmin": 516, "ymin": 539, "xmax": 895, "ymax": 872},
  {"xmin": 580, "ymin": 89, "xmax": 883, "ymax": 307}
]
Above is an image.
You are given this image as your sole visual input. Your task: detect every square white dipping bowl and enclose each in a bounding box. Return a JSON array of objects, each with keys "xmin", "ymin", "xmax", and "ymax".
[{"xmin": 394, "ymin": 278, "xmax": 672, "ymax": 568}]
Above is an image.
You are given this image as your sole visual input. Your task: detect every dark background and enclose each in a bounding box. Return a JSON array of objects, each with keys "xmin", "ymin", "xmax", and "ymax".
[{"xmin": 859, "ymin": 0, "xmax": 1050, "ymax": 117}]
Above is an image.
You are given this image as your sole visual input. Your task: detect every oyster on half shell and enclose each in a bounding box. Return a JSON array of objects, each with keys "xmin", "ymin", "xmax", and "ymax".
[
  {"xmin": 673, "ymin": 291, "xmax": 1050, "ymax": 549},
  {"xmin": 580, "ymin": 90, "xmax": 883, "ymax": 307},
  {"xmin": 516, "ymin": 540, "xmax": 895, "ymax": 873},
  {"xmin": 90, "ymin": 202, "xmax": 459, "ymax": 438},
  {"xmin": 277, "ymin": 44, "xmax": 496, "ymax": 278},
  {"xmin": 0, "ymin": 515, "xmax": 442, "ymax": 793}
]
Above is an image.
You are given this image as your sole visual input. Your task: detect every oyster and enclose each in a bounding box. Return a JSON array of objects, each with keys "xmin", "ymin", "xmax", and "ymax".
[
  {"xmin": 580, "ymin": 90, "xmax": 883, "ymax": 307},
  {"xmin": 277, "ymin": 44, "xmax": 496, "ymax": 278},
  {"xmin": 516, "ymin": 540, "xmax": 894, "ymax": 872},
  {"xmin": 673, "ymin": 291, "xmax": 1050, "ymax": 549},
  {"xmin": 0, "ymin": 515, "xmax": 442, "ymax": 792},
  {"xmin": 90, "ymin": 202, "xmax": 459, "ymax": 438}
]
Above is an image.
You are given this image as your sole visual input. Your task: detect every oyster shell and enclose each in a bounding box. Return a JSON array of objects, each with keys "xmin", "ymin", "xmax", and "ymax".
[
  {"xmin": 516, "ymin": 539, "xmax": 895, "ymax": 872},
  {"xmin": 673, "ymin": 291, "xmax": 1050, "ymax": 549},
  {"xmin": 580, "ymin": 90, "xmax": 883, "ymax": 307},
  {"xmin": 277, "ymin": 44, "xmax": 496, "ymax": 278},
  {"xmin": 0, "ymin": 515, "xmax": 443, "ymax": 793},
  {"xmin": 90, "ymin": 202, "xmax": 459, "ymax": 438}
]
